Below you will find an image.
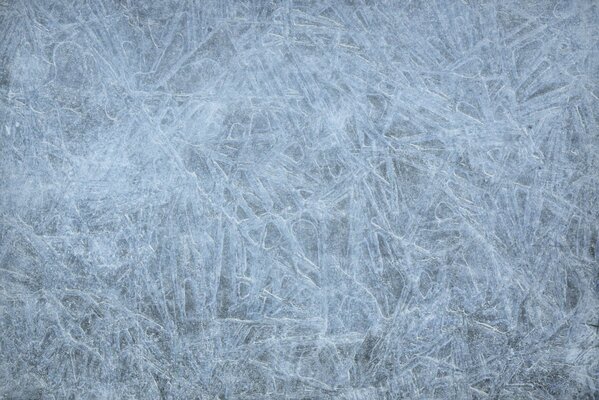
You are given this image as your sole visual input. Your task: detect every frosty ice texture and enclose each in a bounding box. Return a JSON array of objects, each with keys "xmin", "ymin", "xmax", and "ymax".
[{"xmin": 0, "ymin": 1, "xmax": 598, "ymax": 398}]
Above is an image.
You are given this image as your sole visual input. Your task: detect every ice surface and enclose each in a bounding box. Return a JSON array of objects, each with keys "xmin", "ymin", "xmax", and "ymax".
[{"xmin": 1, "ymin": 0, "xmax": 598, "ymax": 398}]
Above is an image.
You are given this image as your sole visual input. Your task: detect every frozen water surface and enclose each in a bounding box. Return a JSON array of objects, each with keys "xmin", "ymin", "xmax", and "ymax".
[{"xmin": 1, "ymin": 0, "xmax": 598, "ymax": 398}]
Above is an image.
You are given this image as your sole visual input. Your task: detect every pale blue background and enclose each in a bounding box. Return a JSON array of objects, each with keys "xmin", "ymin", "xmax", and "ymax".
[{"xmin": 1, "ymin": 0, "xmax": 598, "ymax": 398}]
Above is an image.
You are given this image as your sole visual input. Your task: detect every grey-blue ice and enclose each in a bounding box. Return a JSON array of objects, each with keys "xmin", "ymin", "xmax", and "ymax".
[{"xmin": 1, "ymin": 1, "xmax": 598, "ymax": 399}]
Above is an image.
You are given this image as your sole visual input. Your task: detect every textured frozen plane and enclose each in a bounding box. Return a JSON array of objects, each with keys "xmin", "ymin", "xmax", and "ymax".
[{"xmin": 0, "ymin": 0, "xmax": 598, "ymax": 398}]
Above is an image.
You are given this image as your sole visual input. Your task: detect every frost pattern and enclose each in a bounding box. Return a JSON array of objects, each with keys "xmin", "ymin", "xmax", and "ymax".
[{"xmin": 1, "ymin": 1, "xmax": 598, "ymax": 399}]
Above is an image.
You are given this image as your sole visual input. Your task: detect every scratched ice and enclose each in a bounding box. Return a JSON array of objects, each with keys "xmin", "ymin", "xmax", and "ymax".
[{"xmin": 1, "ymin": 1, "xmax": 598, "ymax": 398}]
